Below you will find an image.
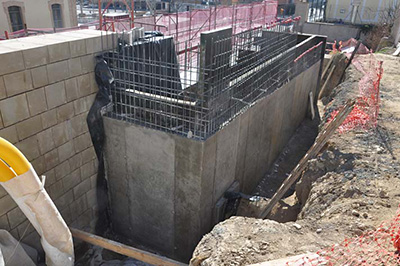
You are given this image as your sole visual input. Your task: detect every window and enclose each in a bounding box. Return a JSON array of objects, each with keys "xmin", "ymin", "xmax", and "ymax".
[
  {"xmin": 8, "ymin": 6, "xmax": 24, "ymax": 32},
  {"xmin": 52, "ymin": 4, "xmax": 63, "ymax": 28}
]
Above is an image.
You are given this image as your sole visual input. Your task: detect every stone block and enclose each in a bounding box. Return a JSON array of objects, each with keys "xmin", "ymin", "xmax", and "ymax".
[
  {"xmin": 88, "ymin": 72, "xmax": 98, "ymax": 94},
  {"xmin": 80, "ymin": 160, "xmax": 96, "ymax": 180},
  {"xmin": 73, "ymin": 209, "xmax": 92, "ymax": 230},
  {"xmin": 43, "ymin": 169, "xmax": 56, "ymax": 188},
  {"xmin": 52, "ymin": 121, "xmax": 72, "ymax": 147},
  {"xmin": 73, "ymin": 179, "xmax": 91, "ymax": 199},
  {"xmin": 16, "ymin": 115, "xmax": 43, "ymax": 140},
  {"xmin": 69, "ymin": 39, "xmax": 87, "ymax": 58},
  {"xmin": 17, "ymin": 220, "xmax": 35, "ymax": 237},
  {"xmin": 80, "ymin": 55, "xmax": 95, "ymax": 74},
  {"xmin": 44, "ymin": 149, "xmax": 59, "ymax": 171},
  {"xmin": 70, "ymin": 194, "xmax": 88, "ymax": 218},
  {"xmin": 73, "ymin": 97, "xmax": 89, "ymax": 115},
  {"xmin": 68, "ymin": 58, "xmax": 83, "ymax": 77},
  {"xmin": 47, "ymin": 61, "xmax": 70, "ymax": 84},
  {"xmin": 86, "ymin": 36, "xmax": 102, "ymax": 54},
  {"xmin": 15, "ymin": 136, "xmax": 40, "ymax": 161},
  {"xmin": 0, "ymin": 187, "xmax": 6, "ymax": 199},
  {"xmin": 31, "ymin": 156, "xmax": 46, "ymax": 176},
  {"xmin": 31, "ymin": 66, "xmax": 49, "ymax": 89},
  {"xmin": 37, "ymin": 128, "xmax": 55, "ymax": 154},
  {"xmin": 23, "ymin": 46, "xmax": 49, "ymax": 68},
  {"xmin": 86, "ymin": 188, "xmax": 97, "ymax": 209},
  {"xmin": 49, "ymin": 179, "xmax": 64, "ymax": 199},
  {"xmin": 76, "ymin": 74, "xmax": 91, "ymax": 97},
  {"xmin": 26, "ymin": 88, "xmax": 47, "ymax": 116},
  {"xmin": 69, "ymin": 153, "xmax": 82, "ymax": 171},
  {"xmin": 0, "ymin": 94, "xmax": 30, "ymax": 126},
  {"xmin": 86, "ymin": 93, "xmax": 96, "ymax": 107},
  {"xmin": 3, "ymin": 70, "xmax": 33, "ymax": 97},
  {"xmin": 74, "ymin": 133, "xmax": 92, "ymax": 154},
  {"xmin": 90, "ymin": 174, "xmax": 97, "ymax": 189},
  {"xmin": 0, "ymin": 51, "xmax": 25, "ymax": 76},
  {"xmin": 0, "ymin": 214, "xmax": 10, "ymax": 231},
  {"xmin": 81, "ymin": 146, "xmax": 96, "ymax": 164},
  {"xmin": 0, "ymin": 195, "xmax": 17, "ymax": 217},
  {"xmin": 41, "ymin": 109, "xmax": 57, "ymax": 129},
  {"xmin": 63, "ymin": 169, "xmax": 81, "ymax": 191},
  {"xmin": 0, "ymin": 77, "xmax": 6, "ymax": 100},
  {"xmin": 48, "ymin": 42, "xmax": 71, "ymax": 63},
  {"xmin": 60, "ymin": 206, "xmax": 73, "ymax": 225},
  {"xmin": 58, "ymin": 141, "xmax": 75, "ymax": 163},
  {"xmin": 54, "ymin": 190, "xmax": 74, "ymax": 211},
  {"xmin": 65, "ymin": 78, "xmax": 79, "ymax": 102},
  {"xmin": 56, "ymin": 102, "xmax": 74, "ymax": 123},
  {"xmin": 45, "ymin": 81, "xmax": 67, "ymax": 109},
  {"xmin": 70, "ymin": 113, "xmax": 87, "ymax": 138},
  {"xmin": 7, "ymin": 207, "xmax": 26, "ymax": 229},
  {"xmin": 0, "ymin": 125, "xmax": 18, "ymax": 144},
  {"xmin": 55, "ymin": 160, "xmax": 71, "ymax": 181},
  {"xmin": 9, "ymin": 228, "xmax": 19, "ymax": 240}
]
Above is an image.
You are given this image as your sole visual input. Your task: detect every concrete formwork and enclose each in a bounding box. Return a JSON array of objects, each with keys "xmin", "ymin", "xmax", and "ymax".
[{"xmin": 103, "ymin": 60, "xmax": 321, "ymax": 261}]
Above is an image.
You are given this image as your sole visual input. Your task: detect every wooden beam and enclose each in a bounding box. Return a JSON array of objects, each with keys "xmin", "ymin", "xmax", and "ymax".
[
  {"xmin": 318, "ymin": 65, "xmax": 336, "ymax": 99},
  {"xmin": 259, "ymin": 99, "xmax": 356, "ymax": 219},
  {"xmin": 70, "ymin": 228, "xmax": 188, "ymax": 266}
]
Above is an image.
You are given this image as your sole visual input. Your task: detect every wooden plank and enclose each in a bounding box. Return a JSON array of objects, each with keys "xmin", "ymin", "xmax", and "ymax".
[
  {"xmin": 318, "ymin": 65, "xmax": 336, "ymax": 99},
  {"xmin": 321, "ymin": 56, "xmax": 333, "ymax": 82},
  {"xmin": 70, "ymin": 228, "xmax": 188, "ymax": 266},
  {"xmin": 259, "ymin": 99, "xmax": 356, "ymax": 219}
]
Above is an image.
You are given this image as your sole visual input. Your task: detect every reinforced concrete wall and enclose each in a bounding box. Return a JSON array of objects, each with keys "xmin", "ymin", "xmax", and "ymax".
[
  {"xmin": 0, "ymin": 30, "xmax": 113, "ymax": 252},
  {"xmin": 300, "ymin": 22, "xmax": 362, "ymax": 42},
  {"xmin": 103, "ymin": 60, "xmax": 321, "ymax": 262}
]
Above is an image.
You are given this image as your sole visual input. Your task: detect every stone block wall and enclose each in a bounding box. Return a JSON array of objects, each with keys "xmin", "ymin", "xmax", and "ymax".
[{"xmin": 0, "ymin": 29, "xmax": 113, "ymax": 251}]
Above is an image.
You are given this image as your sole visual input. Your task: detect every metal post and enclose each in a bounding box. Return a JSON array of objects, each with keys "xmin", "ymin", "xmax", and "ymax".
[
  {"xmin": 131, "ymin": 0, "xmax": 135, "ymax": 28},
  {"xmin": 249, "ymin": 2, "xmax": 253, "ymax": 29},
  {"xmin": 176, "ymin": 10, "xmax": 178, "ymax": 42},
  {"xmin": 209, "ymin": 5, "xmax": 212, "ymax": 30},
  {"xmin": 213, "ymin": 5, "xmax": 217, "ymax": 29},
  {"xmin": 98, "ymin": 0, "xmax": 102, "ymax": 30}
]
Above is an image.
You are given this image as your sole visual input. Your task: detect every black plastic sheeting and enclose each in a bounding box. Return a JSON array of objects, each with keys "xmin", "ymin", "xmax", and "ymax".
[
  {"xmin": 86, "ymin": 55, "xmax": 114, "ymax": 234},
  {"xmin": 106, "ymin": 36, "xmax": 182, "ymax": 96}
]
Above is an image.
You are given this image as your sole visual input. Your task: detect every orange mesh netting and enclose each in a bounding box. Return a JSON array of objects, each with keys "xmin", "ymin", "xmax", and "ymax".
[
  {"xmin": 329, "ymin": 53, "xmax": 383, "ymax": 133},
  {"xmin": 288, "ymin": 204, "xmax": 400, "ymax": 265}
]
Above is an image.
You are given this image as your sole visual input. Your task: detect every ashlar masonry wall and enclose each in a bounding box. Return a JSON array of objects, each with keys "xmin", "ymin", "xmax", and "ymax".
[{"xmin": 0, "ymin": 30, "xmax": 113, "ymax": 252}]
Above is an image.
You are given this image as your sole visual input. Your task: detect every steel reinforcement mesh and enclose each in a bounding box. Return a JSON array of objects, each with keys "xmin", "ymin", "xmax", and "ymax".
[{"xmin": 103, "ymin": 29, "xmax": 323, "ymax": 140}]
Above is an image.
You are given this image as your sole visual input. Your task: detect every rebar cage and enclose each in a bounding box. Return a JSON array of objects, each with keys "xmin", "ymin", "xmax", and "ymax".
[{"xmin": 102, "ymin": 27, "xmax": 324, "ymax": 140}]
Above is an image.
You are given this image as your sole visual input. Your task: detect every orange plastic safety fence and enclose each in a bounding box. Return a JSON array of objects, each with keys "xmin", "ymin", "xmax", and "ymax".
[
  {"xmin": 288, "ymin": 204, "xmax": 400, "ymax": 265},
  {"xmin": 329, "ymin": 53, "xmax": 383, "ymax": 133}
]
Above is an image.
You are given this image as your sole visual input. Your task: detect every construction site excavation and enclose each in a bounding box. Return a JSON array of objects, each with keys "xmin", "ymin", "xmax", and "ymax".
[{"xmin": 0, "ymin": 0, "xmax": 400, "ymax": 265}]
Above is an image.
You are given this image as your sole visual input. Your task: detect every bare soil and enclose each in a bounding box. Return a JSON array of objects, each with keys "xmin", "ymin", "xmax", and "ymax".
[{"xmin": 191, "ymin": 54, "xmax": 400, "ymax": 265}]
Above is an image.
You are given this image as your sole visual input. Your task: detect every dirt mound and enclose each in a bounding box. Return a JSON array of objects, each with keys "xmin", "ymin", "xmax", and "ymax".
[
  {"xmin": 190, "ymin": 217, "xmax": 328, "ymax": 266},
  {"xmin": 191, "ymin": 54, "xmax": 400, "ymax": 265}
]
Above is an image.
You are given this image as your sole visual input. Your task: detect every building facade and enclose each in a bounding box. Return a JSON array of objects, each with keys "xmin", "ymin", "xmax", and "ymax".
[
  {"xmin": 325, "ymin": 0, "xmax": 399, "ymax": 25},
  {"xmin": 0, "ymin": 0, "xmax": 77, "ymax": 33}
]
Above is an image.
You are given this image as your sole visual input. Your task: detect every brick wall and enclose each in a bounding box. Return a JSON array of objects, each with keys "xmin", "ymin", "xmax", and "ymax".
[{"xmin": 0, "ymin": 29, "xmax": 114, "ymax": 250}]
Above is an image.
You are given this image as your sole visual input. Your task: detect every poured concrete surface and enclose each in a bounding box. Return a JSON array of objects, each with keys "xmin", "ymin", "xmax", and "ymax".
[{"xmin": 103, "ymin": 60, "xmax": 321, "ymax": 262}]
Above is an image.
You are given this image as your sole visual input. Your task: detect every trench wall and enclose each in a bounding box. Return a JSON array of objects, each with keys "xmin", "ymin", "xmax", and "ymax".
[
  {"xmin": 103, "ymin": 59, "xmax": 321, "ymax": 262},
  {"xmin": 0, "ymin": 30, "xmax": 113, "ymax": 251}
]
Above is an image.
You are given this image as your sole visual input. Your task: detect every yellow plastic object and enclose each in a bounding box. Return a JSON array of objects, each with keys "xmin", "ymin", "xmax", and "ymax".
[{"xmin": 0, "ymin": 137, "xmax": 30, "ymax": 182}]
